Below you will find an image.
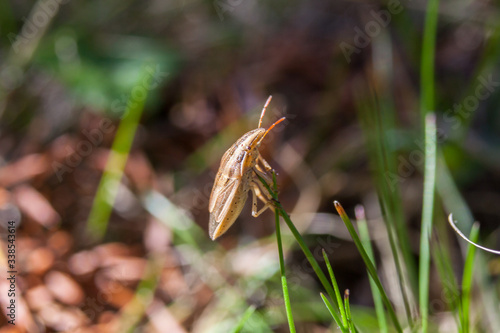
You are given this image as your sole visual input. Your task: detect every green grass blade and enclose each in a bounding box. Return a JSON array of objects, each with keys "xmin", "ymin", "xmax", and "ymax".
[
  {"xmin": 230, "ymin": 305, "xmax": 257, "ymax": 333},
  {"xmin": 86, "ymin": 65, "xmax": 155, "ymax": 239},
  {"xmin": 334, "ymin": 201, "xmax": 402, "ymax": 333},
  {"xmin": 255, "ymin": 173, "xmax": 345, "ymax": 329},
  {"xmin": 272, "ymin": 172, "xmax": 296, "ymax": 333},
  {"xmin": 356, "ymin": 205, "xmax": 388, "ymax": 333},
  {"xmin": 277, "ymin": 207, "xmax": 339, "ymax": 308},
  {"xmin": 461, "ymin": 223, "xmax": 480, "ymax": 333},
  {"xmin": 322, "ymin": 249, "xmax": 348, "ymax": 328},
  {"xmin": 320, "ymin": 293, "xmax": 348, "ymax": 333},
  {"xmin": 418, "ymin": 114, "xmax": 438, "ymax": 332}
]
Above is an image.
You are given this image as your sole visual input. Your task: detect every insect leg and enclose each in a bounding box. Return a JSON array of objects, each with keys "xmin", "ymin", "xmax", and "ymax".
[
  {"xmin": 253, "ymin": 168, "xmax": 281, "ymax": 206},
  {"xmin": 257, "ymin": 154, "xmax": 273, "ymax": 172},
  {"xmin": 254, "ymin": 165, "xmax": 272, "ymax": 185},
  {"xmin": 250, "ymin": 182, "xmax": 274, "ymax": 217},
  {"xmin": 253, "ymin": 165, "xmax": 273, "ymax": 187},
  {"xmin": 253, "ymin": 178, "xmax": 272, "ymax": 199}
]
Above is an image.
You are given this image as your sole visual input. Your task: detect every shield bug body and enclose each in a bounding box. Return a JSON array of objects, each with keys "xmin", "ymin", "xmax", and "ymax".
[{"xmin": 209, "ymin": 96, "xmax": 285, "ymax": 240}]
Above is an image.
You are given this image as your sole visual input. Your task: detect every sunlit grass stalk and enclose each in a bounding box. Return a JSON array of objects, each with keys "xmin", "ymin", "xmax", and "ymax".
[
  {"xmin": 255, "ymin": 174, "xmax": 346, "ymax": 330},
  {"xmin": 460, "ymin": 223, "xmax": 480, "ymax": 333},
  {"xmin": 418, "ymin": 114, "xmax": 437, "ymax": 332},
  {"xmin": 356, "ymin": 205, "xmax": 388, "ymax": 333},
  {"xmin": 230, "ymin": 305, "xmax": 257, "ymax": 333},
  {"xmin": 334, "ymin": 201, "xmax": 402, "ymax": 333},
  {"xmin": 86, "ymin": 66, "xmax": 153, "ymax": 239},
  {"xmin": 271, "ymin": 172, "xmax": 296, "ymax": 333}
]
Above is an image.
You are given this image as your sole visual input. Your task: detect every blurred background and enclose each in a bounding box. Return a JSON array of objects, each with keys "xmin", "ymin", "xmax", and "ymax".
[{"xmin": 1, "ymin": 0, "xmax": 500, "ymax": 332}]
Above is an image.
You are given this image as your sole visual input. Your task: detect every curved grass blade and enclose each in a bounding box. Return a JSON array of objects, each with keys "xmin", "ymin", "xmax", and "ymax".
[{"xmin": 448, "ymin": 215, "xmax": 500, "ymax": 255}]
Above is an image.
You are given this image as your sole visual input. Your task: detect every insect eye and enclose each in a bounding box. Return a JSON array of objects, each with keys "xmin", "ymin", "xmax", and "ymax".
[{"xmin": 246, "ymin": 146, "xmax": 251, "ymax": 150}]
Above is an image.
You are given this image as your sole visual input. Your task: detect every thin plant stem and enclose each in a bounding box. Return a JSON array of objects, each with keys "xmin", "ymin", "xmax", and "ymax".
[
  {"xmin": 255, "ymin": 173, "xmax": 347, "ymax": 331},
  {"xmin": 272, "ymin": 172, "xmax": 296, "ymax": 333}
]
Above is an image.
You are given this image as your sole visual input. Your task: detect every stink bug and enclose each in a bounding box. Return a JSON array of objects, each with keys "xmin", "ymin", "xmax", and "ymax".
[{"xmin": 208, "ymin": 96, "xmax": 285, "ymax": 240}]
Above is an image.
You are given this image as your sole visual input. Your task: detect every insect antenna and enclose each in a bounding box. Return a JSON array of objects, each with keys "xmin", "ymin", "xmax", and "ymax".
[
  {"xmin": 258, "ymin": 95, "xmax": 273, "ymax": 128},
  {"xmin": 259, "ymin": 117, "xmax": 286, "ymax": 143}
]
